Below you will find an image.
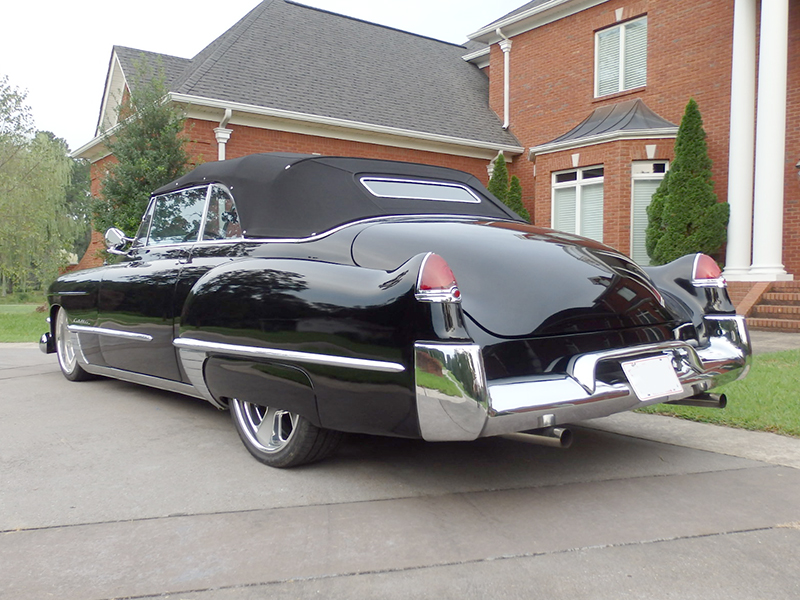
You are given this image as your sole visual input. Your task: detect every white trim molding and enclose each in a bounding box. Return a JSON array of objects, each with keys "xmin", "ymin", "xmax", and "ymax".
[
  {"xmin": 528, "ymin": 128, "xmax": 677, "ymax": 159},
  {"xmin": 469, "ymin": 0, "xmax": 609, "ymax": 44},
  {"xmin": 74, "ymin": 93, "xmax": 525, "ymax": 162}
]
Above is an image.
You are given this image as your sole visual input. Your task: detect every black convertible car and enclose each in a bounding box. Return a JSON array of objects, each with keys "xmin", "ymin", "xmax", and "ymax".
[{"xmin": 41, "ymin": 153, "xmax": 751, "ymax": 467}]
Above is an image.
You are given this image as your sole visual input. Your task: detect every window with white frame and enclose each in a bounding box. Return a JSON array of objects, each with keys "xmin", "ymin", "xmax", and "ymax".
[
  {"xmin": 630, "ymin": 160, "xmax": 669, "ymax": 265},
  {"xmin": 552, "ymin": 166, "xmax": 604, "ymax": 242},
  {"xmin": 595, "ymin": 16, "xmax": 648, "ymax": 97}
]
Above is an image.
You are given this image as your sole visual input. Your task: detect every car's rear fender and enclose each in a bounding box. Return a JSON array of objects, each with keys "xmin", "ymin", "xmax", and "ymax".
[
  {"xmin": 175, "ymin": 254, "xmax": 450, "ymax": 436},
  {"xmin": 645, "ymin": 254, "xmax": 735, "ymax": 344}
]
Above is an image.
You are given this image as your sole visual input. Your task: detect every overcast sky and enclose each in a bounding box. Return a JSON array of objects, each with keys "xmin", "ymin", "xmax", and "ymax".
[{"xmin": 1, "ymin": 0, "xmax": 526, "ymax": 152}]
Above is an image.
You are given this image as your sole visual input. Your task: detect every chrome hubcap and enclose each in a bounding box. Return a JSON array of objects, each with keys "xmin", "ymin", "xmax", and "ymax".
[
  {"xmin": 55, "ymin": 310, "xmax": 77, "ymax": 373},
  {"xmin": 235, "ymin": 401, "xmax": 298, "ymax": 453}
]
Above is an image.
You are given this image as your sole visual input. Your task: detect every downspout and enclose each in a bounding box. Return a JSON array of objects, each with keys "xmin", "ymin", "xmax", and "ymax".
[
  {"xmin": 496, "ymin": 28, "xmax": 512, "ymax": 130},
  {"xmin": 214, "ymin": 109, "xmax": 233, "ymax": 161}
]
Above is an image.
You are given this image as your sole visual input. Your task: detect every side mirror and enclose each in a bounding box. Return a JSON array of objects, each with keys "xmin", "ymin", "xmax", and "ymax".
[{"xmin": 105, "ymin": 227, "xmax": 132, "ymax": 255}]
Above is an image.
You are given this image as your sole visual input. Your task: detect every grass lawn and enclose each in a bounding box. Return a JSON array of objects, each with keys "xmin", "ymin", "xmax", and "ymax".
[
  {"xmin": 638, "ymin": 348, "xmax": 800, "ymax": 438},
  {"xmin": 0, "ymin": 304, "xmax": 49, "ymax": 343}
]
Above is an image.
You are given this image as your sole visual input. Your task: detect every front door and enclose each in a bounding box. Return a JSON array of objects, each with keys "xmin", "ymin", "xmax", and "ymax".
[{"xmin": 98, "ymin": 186, "xmax": 209, "ymax": 381}]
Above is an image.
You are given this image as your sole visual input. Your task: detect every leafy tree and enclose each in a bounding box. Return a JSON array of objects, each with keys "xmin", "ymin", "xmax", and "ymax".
[
  {"xmin": 65, "ymin": 158, "xmax": 93, "ymax": 257},
  {"xmin": 0, "ymin": 76, "xmax": 83, "ymax": 295},
  {"xmin": 93, "ymin": 61, "xmax": 190, "ymax": 236},
  {"xmin": 487, "ymin": 153, "xmax": 530, "ymax": 222},
  {"xmin": 646, "ymin": 98, "xmax": 729, "ymax": 265}
]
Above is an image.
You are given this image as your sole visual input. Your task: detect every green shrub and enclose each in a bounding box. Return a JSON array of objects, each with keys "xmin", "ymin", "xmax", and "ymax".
[
  {"xmin": 646, "ymin": 98, "xmax": 729, "ymax": 265},
  {"xmin": 488, "ymin": 153, "xmax": 530, "ymax": 222}
]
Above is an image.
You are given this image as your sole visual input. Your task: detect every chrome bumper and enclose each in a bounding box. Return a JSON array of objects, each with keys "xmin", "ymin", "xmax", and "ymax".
[{"xmin": 414, "ymin": 315, "xmax": 751, "ymax": 442}]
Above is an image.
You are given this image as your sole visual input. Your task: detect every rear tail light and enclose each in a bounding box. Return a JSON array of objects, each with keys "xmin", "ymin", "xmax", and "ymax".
[
  {"xmin": 416, "ymin": 253, "xmax": 461, "ymax": 303},
  {"xmin": 691, "ymin": 254, "xmax": 726, "ymax": 288}
]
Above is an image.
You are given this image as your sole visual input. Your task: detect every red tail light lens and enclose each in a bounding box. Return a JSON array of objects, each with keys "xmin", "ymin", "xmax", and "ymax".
[
  {"xmin": 692, "ymin": 254, "xmax": 725, "ymax": 287},
  {"xmin": 416, "ymin": 253, "xmax": 461, "ymax": 302}
]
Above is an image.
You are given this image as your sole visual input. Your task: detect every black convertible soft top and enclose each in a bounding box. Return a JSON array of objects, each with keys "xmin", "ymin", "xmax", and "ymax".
[{"xmin": 153, "ymin": 153, "xmax": 520, "ymax": 238}]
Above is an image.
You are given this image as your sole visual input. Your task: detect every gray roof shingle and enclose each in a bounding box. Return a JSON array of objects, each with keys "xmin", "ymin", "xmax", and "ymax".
[
  {"xmin": 114, "ymin": 0, "xmax": 519, "ymax": 148},
  {"xmin": 546, "ymin": 99, "xmax": 677, "ymax": 145}
]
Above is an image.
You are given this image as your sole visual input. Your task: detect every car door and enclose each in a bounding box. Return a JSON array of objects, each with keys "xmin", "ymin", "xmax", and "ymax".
[{"xmin": 97, "ymin": 186, "xmax": 209, "ymax": 381}]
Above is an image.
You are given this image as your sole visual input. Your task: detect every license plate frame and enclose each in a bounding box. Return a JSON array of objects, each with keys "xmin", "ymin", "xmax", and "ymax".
[{"xmin": 621, "ymin": 354, "xmax": 683, "ymax": 402}]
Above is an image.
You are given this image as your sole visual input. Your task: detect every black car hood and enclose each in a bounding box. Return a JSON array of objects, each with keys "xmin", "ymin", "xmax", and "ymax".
[{"xmin": 352, "ymin": 219, "xmax": 675, "ymax": 339}]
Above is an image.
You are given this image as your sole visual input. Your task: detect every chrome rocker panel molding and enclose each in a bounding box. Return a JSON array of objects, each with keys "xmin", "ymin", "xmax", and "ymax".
[
  {"xmin": 414, "ymin": 315, "xmax": 751, "ymax": 442},
  {"xmin": 81, "ymin": 362, "xmax": 211, "ymax": 403}
]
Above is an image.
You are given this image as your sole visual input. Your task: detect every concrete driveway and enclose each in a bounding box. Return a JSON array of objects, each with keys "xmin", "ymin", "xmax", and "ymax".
[{"xmin": 1, "ymin": 341, "xmax": 799, "ymax": 599}]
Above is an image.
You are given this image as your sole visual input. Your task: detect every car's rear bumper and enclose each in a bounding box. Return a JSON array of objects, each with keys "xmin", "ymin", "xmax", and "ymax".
[{"xmin": 414, "ymin": 315, "xmax": 751, "ymax": 442}]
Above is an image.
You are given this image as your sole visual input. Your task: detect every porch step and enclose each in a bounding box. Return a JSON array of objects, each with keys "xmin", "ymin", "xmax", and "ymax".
[
  {"xmin": 760, "ymin": 292, "xmax": 800, "ymax": 306},
  {"xmin": 745, "ymin": 281, "xmax": 800, "ymax": 332},
  {"xmin": 750, "ymin": 304, "xmax": 800, "ymax": 318},
  {"xmin": 747, "ymin": 317, "xmax": 800, "ymax": 332}
]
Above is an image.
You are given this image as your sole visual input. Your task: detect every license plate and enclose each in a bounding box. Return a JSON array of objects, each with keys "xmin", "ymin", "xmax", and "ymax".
[{"xmin": 621, "ymin": 355, "xmax": 683, "ymax": 402}]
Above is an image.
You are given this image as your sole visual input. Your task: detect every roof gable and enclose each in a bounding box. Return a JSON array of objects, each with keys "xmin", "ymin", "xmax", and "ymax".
[
  {"xmin": 89, "ymin": 0, "xmax": 519, "ymax": 153},
  {"xmin": 167, "ymin": 0, "xmax": 517, "ymax": 147}
]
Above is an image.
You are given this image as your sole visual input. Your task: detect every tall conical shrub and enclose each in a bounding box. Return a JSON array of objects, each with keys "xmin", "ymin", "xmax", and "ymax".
[
  {"xmin": 487, "ymin": 152, "xmax": 509, "ymax": 203},
  {"xmin": 488, "ymin": 153, "xmax": 530, "ymax": 222},
  {"xmin": 646, "ymin": 98, "xmax": 729, "ymax": 265}
]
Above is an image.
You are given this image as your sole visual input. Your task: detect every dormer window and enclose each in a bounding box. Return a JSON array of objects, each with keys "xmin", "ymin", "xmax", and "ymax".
[{"xmin": 595, "ymin": 17, "xmax": 648, "ymax": 97}]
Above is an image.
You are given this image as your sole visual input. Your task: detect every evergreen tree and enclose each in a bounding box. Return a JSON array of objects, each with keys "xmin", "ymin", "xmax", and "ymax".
[
  {"xmin": 646, "ymin": 98, "xmax": 729, "ymax": 265},
  {"xmin": 93, "ymin": 61, "xmax": 190, "ymax": 236},
  {"xmin": 487, "ymin": 152, "xmax": 509, "ymax": 203},
  {"xmin": 487, "ymin": 153, "xmax": 530, "ymax": 222},
  {"xmin": 507, "ymin": 175, "xmax": 530, "ymax": 221}
]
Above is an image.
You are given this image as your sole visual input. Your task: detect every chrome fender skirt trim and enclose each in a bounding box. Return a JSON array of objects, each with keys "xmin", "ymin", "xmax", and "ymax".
[
  {"xmin": 172, "ymin": 338, "xmax": 406, "ymax": 373},
  {"xmin": 415, "ymin": 315, "xmax": 752, "ymax": 442},
  {"xmin": 68, "ymin": 325, "xmax": 153, "ymax": 342}
]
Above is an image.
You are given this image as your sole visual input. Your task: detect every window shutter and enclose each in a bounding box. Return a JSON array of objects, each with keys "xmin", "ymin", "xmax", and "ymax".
[
  {"xmin": 553, "ymin": 187, "xmax": 577, "ymax": 234},
  {"xmin": 579, "ymin": 183, "xmax": 604, "ymax": 242},
  {"xmin": 631, "ymin": 179, "xmax": 660, "ymax": 265},
  {"xmin": 597, "ymin": 28, "xmax": 621, "ymax": 96},
  {"xmin": 623, "ymin": 18, "xmax": 647, "ymax": 90}
]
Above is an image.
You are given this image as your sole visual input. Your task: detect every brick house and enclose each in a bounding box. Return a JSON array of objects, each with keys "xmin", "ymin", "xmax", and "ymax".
[{"xmin": 75, "ymin": 0, "xmax": 798, "ymax": 321}]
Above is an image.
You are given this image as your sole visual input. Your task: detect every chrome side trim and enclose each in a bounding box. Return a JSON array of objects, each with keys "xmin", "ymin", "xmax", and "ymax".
[
  {"xmin": 173, "ymin": 338, "xmax": 406, "ymax": 373},
  {"xmin": 68, "ymin": 325, "xmax": 153, "ymax": 342},
  {"xmin": 80, "ymin": 363, "xmax": 208, "ymax": 402}
]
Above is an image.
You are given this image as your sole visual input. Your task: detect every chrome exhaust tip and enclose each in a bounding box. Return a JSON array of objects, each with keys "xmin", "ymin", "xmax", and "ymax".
[
  {"xmin": 667, "ymin": 392, "xmax": 727, "ymax": 409},
  {"xmin": 502, "ymin": 427, "xmax": 573, "ymax": 449}
]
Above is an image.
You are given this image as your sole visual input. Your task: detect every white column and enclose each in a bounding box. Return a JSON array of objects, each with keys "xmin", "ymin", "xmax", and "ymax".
[
  {"xmin": 214, "ymin": 127, "xmax": 233, "ymax": 161},
  {"xmin": 750, "ymin": 0, "xmax": 792, "ymax": 280},
  {"xmin": 723, "ymin": 0, "xmax": 757, "ymax": 279}
]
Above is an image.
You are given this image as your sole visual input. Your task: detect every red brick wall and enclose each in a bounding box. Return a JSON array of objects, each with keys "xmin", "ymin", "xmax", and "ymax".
[
  {"xmin": 784, "ymin": 1, "xmax": 800, "ymax": 276},
  {"xmin": 184, "ymin": 119, "xmax": 493, "ymax": 182},
  {"xmin": 492, "ymin": 0, "xmax": 738, "ymax": 259}
]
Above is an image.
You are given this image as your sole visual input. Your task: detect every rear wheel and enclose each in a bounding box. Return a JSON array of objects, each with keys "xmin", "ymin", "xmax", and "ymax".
[
  {"xmin": 229, "ymin": 399, "xmax": 343, "ymax": 468},
  {"xmin": 54, "ymin": 308, "xmax": 94, "ymax": 382}
]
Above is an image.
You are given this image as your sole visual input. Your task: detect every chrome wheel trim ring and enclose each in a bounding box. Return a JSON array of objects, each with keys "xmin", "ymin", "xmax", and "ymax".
[
  {"xmin": 233, "ymin": 400, "xmax": 299, "ymax": 454},
  {"xmin": 55, "ymin": 309, "xmax": 78, "ymax": 374}
]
